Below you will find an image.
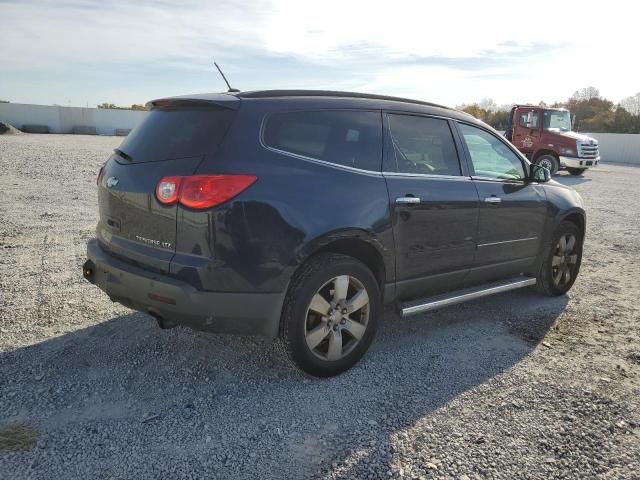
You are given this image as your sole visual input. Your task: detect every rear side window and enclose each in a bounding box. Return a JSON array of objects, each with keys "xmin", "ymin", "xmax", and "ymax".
[
  {"xmin": 262, "ymin": 110, "xmax": 382, "ymax": 171},
  {"xmin": 387, "ymin": 114, "xmax": 461, "ymax": 176},
  {"xmin": 118, "ymin": 107, "xmax": 235, "ymax": 163},
  {"xmin": 519, "ymin": 111, "xmax": 539, "ymax": 128}
]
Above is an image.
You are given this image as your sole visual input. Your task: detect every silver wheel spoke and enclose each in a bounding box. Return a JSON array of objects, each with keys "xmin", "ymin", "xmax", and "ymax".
[
  {"xmin": 309, "ymin": 294, "xmax": 330, "ymax": 316},
  {"xmin": 552, "ymin": 255, "xmax": 563, "ymax": 267},
  {"xmin": 566, "ymin": 235, "xmax": 576, "ymax": 253},
  {"xmin": 306, "ymin": 323, "xmax": 330, "ymax": 349},
  {"xmin": 346, "ymin": 288, "xmax": 369, "ymax": 314},
  {"xmin": 333, "ymin": 276, "xmax": 349, "ymax": 303},
  {"xmin": 553, "ymin": 268, "xmax": 563, "ymax": 285},
  {"xmin": 343, "ymin": 319, "xmax": 366, "ymax": 340},
  {"xmin": 305, "ymin": 275, "xmax": 370, "ymax": 362},
  {"xmin": 327, "ymin": 330, "xmax": 343, "ymax": 361},
  {"xmin": 558, "ymin": 236, "xmax": 567, "ymax": 254},
  {"xmin": 562, "ymin": 265, "xmax": 571, "ymax": 283},
  {"xmin": 566, "ymin": 254, "xmax": 578, "ymax": 265}
]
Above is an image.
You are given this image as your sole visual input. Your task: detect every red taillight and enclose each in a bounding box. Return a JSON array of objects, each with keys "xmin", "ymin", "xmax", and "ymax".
[
  {"xmin": 155, "ymin": 175, "xmax": 257, "ymax": 209},
  {"xmin": 156, "ymin": 176, "xmax": 182, "ymax": 205},
  {"xmin": 180, "ymin": 175, "xmax": 257, "ymax": 209},
  {"xmin": 97, "ymin": 166, "xmax": 105, "ymax": 185}
]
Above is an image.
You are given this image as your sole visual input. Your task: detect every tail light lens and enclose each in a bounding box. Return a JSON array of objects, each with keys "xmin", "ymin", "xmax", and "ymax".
[
  {"xmin": 179, "ymin": 175, "xmax": 257, "ymax": 209},
  {"xmin": 155, "ymin": 175, "xmax": 257, "ymax": 209},
  {"xmin": 156, "ymin": 176, "xmax": 181, "ymax": 205}
]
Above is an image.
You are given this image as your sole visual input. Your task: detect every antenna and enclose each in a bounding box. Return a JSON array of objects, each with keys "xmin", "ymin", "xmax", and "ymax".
[{"xmin": 214, "ymin": 62, "xmax": 240, "ymax": 93}]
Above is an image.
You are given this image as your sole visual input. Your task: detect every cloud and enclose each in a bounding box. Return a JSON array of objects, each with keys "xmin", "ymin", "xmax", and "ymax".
[
  {"xmin": 0, "ymin": 0, "xmax": 268, "ymax": 67},
  {"xmin": 0, "ymin": 0, "xmax": 636, "ymax": 106}
]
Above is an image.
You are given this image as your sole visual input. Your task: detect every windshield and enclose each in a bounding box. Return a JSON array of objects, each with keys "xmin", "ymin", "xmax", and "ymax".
[{"xmin": 543, "ymin": 110, "xmax": 571, "ymax": 132}]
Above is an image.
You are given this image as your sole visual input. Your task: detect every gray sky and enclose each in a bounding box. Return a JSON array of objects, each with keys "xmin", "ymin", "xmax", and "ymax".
[{"xmin": 0, "ymin": 0, "xmax": 636, "ymax": 108}]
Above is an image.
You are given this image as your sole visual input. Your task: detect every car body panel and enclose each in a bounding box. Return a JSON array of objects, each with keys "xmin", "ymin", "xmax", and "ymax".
[
  {"xmin": 384, "ymin": 173, "xmax": 480, "ymax": 298},
  {"xmin": 470, "ymin": 179, "xmax": 548, "ymax": 265},
  {"xmin": 97, "ymin": 154, "xmax": 203, "ymax": 273},
  {"xmin": 170, "ymin": 102, "xmax": 392, "ymax": 293},
  {"xmin": 85, "ymin": 91, "xmax": 586, "ymax": 337}
]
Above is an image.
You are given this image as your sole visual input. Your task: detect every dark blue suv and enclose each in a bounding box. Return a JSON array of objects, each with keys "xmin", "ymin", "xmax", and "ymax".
[{"xmin": 84, "ymin": 90, "xmax": 585, "ymax": 376}]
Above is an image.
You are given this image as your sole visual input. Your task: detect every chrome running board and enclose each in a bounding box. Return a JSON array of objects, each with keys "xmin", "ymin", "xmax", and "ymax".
[{"xmin": 400, "ymin": 276, "xmax": 537, "ymax": 317}]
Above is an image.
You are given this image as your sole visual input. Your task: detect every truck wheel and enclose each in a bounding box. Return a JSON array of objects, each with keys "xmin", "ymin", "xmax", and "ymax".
[
  {"xmin": 568, "ymin": 168, "xmax": 586, "ymax": 176},
  {"xmin": 535, "ymin": 154, "xmax": 559, "ymax": 175},
  {"xmin": 536, "ymin": 221, "xmax": 583, "ymax": 296},
  {"xmin": 280, "ymin": 253, "xmax": 380, "ymax": 377}
]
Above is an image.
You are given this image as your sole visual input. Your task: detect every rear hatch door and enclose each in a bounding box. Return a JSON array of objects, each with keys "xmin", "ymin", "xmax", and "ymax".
[{"xmin": 97, "ymin": 101, "xmax": 237, "ymax": 273}]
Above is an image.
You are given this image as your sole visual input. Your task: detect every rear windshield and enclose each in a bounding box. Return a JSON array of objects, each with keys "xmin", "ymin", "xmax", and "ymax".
[
  {"xmin": 263, "ymin": 110, "xmax": 382, "ymax": 171},
  {"xmin": 117, "ymin": 107, "xmax": 235, "ymax": 162}
]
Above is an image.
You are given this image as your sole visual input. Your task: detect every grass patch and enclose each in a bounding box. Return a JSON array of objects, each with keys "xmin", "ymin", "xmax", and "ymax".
[{"xmin": 0, "ymin": 423, "xmax": 38, "ymax": 451}]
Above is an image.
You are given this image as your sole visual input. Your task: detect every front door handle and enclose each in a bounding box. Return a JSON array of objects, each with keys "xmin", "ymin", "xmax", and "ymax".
[
  {"xmin": 484, "ymin": 196, "xmax": 502, "ymax": 204},
  {"xmin": 395, "ymin": 196, "xmax": 421, "ymax": 205}
]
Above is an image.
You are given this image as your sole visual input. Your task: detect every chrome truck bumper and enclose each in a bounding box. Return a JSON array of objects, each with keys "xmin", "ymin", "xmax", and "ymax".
[{"xmin": 559, "ymin": 156, "xmax": 600, "ymax": 169}]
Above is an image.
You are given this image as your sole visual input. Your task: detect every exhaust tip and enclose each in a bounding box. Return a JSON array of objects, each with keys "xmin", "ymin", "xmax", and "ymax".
[
  {"xmin": 149, "ymin": 310, "xmax": 177, "ymax": 329},
  {"xmin": 82, "ymin": 260, "xmax": 95, "ymax": 281}
]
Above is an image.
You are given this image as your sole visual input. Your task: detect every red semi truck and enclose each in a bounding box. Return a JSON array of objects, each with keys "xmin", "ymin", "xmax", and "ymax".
[{"xmin": 504, "ymin": 105, "xmax": 600, "ymax": 175}]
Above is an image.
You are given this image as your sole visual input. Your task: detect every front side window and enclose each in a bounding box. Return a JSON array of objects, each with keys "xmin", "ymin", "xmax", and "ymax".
[
  {"xmin": 262, "ymin": 110, "xmax": 382, "ymax": 171},
  {"xmin": 459, "ymin": 123, "xmax": 526, "ymax": 180},
  {"xmin": 387, "ymin": 114, "xmax": 461, "ymax": 176}
]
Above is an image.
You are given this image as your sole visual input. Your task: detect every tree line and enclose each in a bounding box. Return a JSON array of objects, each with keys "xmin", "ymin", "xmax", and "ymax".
[
  {"xmin": 97, "ymin": 103, "xmax": 147, "ymax": 111},
  {"xmin": 457, "ymin": 87, "xmax": 640, "ymax": 134}
]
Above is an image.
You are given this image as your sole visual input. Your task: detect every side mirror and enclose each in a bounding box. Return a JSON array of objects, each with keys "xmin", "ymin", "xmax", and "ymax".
[{"xmin": 530, "ymin": 164, "xmax": 551, "ymax": 182}]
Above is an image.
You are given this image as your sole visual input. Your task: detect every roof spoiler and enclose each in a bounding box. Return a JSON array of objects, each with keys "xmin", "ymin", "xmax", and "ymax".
[{"xmin": 146, "ymin": 93, "xmax": 240, "ymax": 110}]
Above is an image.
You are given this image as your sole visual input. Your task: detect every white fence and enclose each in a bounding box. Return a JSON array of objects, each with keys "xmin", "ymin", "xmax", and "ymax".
[
  {"xmin": 0, "ymin": 102, "xmax": 147, "ymax": 136},
  {"xmin": 1, "ymin": 103, "xmax": 638, "ymax": 164},
  {"xmin": 583, "ymin": 133, "xmax": 640, "ymax": 165}
]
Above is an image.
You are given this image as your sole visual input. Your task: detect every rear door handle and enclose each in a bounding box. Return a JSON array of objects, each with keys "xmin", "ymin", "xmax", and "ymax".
[
  {"xmin": 395, "ymin": 196, "xmax": 421, "ymax": 205},
  {"xmin": 484, "ymin": 196, "xmax": 502, "ymax": 204}
]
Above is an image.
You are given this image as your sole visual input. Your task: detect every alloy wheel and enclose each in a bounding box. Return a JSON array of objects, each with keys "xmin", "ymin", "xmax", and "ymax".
[
  {"xmin": 552, "ymin": 233, "xmax": 578, "ymax": 287},
  {"xmin": 304, "ymin": 275, "xmax": 370, "ymax": 361},
  {"xmin": 539, "ymin": 158, "xmax": 553, "ymax": 170}
]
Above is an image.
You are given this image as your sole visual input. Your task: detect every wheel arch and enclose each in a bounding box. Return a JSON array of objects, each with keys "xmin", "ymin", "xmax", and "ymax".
[
  {"xmin": 559, "ymin": 209, "xmax": 586, "ymax": 237},
  {"xmin": 533, "ymin": 149, "xmax": 559, "ymax": 162},
  {"xmin": 306, "ymin": 234, "xmax": 387, "ymax": 291},
  {"xmin": 279, "ymin": 231, "xmax": 389, "ymax": 337}
]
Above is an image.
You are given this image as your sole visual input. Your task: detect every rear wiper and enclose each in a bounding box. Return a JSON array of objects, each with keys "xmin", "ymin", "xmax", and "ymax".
[{"xmin": 114, "ymin": 148, "xmax": 133, "ymax": 162}]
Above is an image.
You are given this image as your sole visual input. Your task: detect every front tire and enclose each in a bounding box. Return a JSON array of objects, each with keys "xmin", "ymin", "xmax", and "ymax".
[
  {"xmin": 568, "ymin": 168, "xmax": 586, "ymax": 176},
  {"xmin": 537, "ymin": 221, "xmax": 583, "ymax": 296},
  {"xmin": 281, "ymin": 253, "xmax": 380, "ymax": 377},
  {"xmin": 535, "ymin": 154, "xmax": 560, "ymax": 176}
]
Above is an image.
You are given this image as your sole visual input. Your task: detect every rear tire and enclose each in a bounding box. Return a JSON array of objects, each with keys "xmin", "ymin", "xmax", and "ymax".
[
  {"xmin": 280, "ymin": 253, "xmax": 380, "ymax": 377},
  {"xmin": 568, "ymin": 168, "xmax": 586, "ymax": 176},
  {"xmin": 537, "ymin": 221, "xmax": 583, "ymax": 296},
  {"xmin": 535, "ymin": 154, "xmax": 560, "ymax": 176}
]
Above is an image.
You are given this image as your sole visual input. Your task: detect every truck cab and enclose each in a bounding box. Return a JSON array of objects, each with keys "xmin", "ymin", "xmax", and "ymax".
[{"xmin": 505, "ymin": 105, "xmax": 600, "ymax": 175}]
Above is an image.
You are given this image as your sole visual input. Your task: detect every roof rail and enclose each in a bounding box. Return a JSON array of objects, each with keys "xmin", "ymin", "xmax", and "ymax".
[
  {"xmin": 237, "ymin": 90, "xmax": 451, "ymax": 110},
  {"xmin": 513, "ymin": 104, "xmax": 568, "ymax": 110}
]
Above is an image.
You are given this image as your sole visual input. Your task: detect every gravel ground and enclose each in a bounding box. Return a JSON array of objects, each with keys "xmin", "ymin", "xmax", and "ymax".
[{"xmin": 1, "ymin": 134, "xmax": 639, "ymax": 479}]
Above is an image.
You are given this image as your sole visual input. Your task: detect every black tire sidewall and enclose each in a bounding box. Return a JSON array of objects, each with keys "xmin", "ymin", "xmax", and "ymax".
[
  {"xmin": 539, "ymin": 221, "xmax": 583, "ymax": 296},
  {"xmin": 536, "ymin": 155, "xmax": 559, "ymax": 175},
  {"xmin": 283, "ymin": 254, "xmax": 381, "ymax": 377}
]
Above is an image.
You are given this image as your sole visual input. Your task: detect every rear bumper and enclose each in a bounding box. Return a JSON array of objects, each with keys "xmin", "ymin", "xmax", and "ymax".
[
  {"xmin": 559, "ymin": 156, "xmax": 599, "ymax": 169},
  {"xmin": 84, "ymin": 239, "xmax": 285, "ymax": 338}
]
